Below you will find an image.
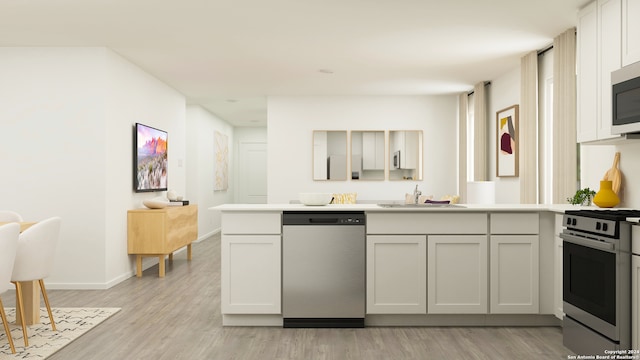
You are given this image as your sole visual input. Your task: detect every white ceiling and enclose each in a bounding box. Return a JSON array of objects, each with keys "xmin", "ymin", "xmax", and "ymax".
[{"xmin": 0, "ymin": 0, "xmax": 590, "ymax": 126}]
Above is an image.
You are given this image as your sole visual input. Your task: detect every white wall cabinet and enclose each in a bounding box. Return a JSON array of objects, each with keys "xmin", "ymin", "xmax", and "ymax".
[
  {"xmin": 578, "ymin": 1, "xmax": 599, "ymax": 143},
  {"xmin": 366, "ymin": 235, "xmax": 427, "ymax": 314},
  {"xmin": 221, "ymin": 212, "xmax": 282, "ymax": 314},
  {"xmin": 427, "ymin": 235, "xmax": 488, "ymax": 314},
  {"xmin": 578, "ymin": 0, "xmax": 623, "ymax": 143},
  {"xmin": 362, "ymin": 131, "xmax": 385, "ymax": 170},
  {"xmin": 622, "ymin": 0, "xmax": 640, "ymax": 66},
  {"xmin": 489, "ymin": 235, "xmax": 539, "ymax": 314}
]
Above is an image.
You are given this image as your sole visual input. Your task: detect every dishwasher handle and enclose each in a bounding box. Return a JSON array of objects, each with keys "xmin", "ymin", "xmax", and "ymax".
[{"xmin": 309, "ymin": 217, "xmax": 340, "ymax": 224}]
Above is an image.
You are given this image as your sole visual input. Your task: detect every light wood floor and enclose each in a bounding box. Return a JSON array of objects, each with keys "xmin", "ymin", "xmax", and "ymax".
[{"xmin": 4, "ymin": 234, "xmax": 573, "ymax": 360}]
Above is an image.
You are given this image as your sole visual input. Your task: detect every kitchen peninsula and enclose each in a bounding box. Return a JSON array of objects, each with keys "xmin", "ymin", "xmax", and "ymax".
[{"xmin": 215, "ymin": 203, "xmax": 570, "ymax": 327}]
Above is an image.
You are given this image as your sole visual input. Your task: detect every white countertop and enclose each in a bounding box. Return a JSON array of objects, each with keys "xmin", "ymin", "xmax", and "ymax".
[{"xmin": 211, "ymin": 203, "xmax": 578, "ymax": 213}]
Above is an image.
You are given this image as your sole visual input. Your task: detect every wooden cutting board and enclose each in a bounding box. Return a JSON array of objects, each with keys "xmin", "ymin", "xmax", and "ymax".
[{"xmin": 602, "ymin": 152, "xmax": 621, "ymax": 195}]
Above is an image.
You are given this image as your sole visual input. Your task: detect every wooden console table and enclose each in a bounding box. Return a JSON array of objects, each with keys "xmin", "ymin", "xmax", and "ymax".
[{"xmin": 127, "ymin": 205, "xmax": 198, "ymax": 277}]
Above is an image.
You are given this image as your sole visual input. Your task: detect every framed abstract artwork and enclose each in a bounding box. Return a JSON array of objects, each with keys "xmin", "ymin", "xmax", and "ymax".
[
  {"xmin": 496, "ymin": 105, "xmax": 519, "ymax": 177},
  {"xmin": 214, "ymin": 131, "xmax": 229, "ymax": 191}
]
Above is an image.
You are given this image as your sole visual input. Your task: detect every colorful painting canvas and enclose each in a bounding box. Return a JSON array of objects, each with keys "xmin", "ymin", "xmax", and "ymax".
[
  {"xmin": 214, "ymin": 131, "xmax": 229, "ymax": 191},
  {"xmin": 496, "ymin": 105, "xmax": 519, "ymax": 177}
]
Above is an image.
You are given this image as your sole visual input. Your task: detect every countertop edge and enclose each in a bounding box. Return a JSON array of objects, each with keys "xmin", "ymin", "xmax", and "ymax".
[{"xmin": 210, "ymin": 203, "xmax": 578, "ymax": 213}]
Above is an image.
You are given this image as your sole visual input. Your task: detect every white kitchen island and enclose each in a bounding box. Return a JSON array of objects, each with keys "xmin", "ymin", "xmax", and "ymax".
[{"xmin": 214, "ymin": 203, "xmax": 573, "ymax": 327}]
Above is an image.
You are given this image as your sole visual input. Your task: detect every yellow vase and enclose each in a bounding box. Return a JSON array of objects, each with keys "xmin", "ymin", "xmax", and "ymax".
[{"xmin": 593, "ymin": 180, "xmax": 620, "ymax": 208}]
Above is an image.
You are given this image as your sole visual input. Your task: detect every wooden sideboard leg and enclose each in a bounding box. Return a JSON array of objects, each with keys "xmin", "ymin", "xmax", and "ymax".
[
  {"xmin": 187, "ymin": 244, "xmax": 192, "ymax": 261},
  {"xmin": 136, "ymin": 255, "xmax": 142, "ymax": 277},
  {"xmin": 168, "ymin": 253, "xmax": 173, "ymax": 262},
  {"xmin": 158, "ymin": 255, "xmax": 165, "ymax": 277}
]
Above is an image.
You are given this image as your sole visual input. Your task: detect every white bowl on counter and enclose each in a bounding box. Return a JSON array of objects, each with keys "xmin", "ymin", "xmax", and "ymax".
[{"xmin": 299, "ymin": 193, "xmax": 333, "ymax": 206}]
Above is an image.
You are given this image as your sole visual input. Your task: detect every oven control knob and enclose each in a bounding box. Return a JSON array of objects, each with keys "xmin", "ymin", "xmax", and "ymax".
[
  {"xmin": 566, "ymin": 218, "xmax": 572, "ymax": 225},
  {"xmin": 596, "ymin": 222, "xmax": 601, "ymax": 230},
  {"xmin": 572, "ymin": 219, "xmax": 577, "ymax": 226},
  {"xmin": 602, "ymin": 223, "xmax": 608, "ymax": 232}
]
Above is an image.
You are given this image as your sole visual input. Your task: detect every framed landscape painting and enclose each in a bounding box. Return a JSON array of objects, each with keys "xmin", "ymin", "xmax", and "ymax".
[{"xmin": 496, "ymin": 105, "xmax": 519, "ymax": 177}]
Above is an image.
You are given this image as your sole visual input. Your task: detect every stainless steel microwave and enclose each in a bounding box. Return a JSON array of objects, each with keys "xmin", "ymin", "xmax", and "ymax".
[{"xmin": 612, "ymin": 61, "xmax": 640, "ymax": 134}]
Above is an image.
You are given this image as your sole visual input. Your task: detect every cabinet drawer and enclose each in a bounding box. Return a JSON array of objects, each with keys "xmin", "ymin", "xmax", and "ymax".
[
  {"xmin": 490, "ymin": 213, "xmax": 539, "ymax": 234},
  {"xmin": 367, "ymin": 212, "xmax": 487, "ymax": 234},
  {"xmin": 222, "ymin": 212, "xmax": 282, "ymax": 235}
]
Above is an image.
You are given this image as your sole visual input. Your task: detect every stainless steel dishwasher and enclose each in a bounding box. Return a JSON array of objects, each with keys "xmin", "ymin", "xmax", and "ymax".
[{"xmin": 282, "ymin": 211, "xmax": 365, "ymax": 328}]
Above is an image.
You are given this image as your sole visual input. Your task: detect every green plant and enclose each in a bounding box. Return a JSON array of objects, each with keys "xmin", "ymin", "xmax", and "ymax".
[{"xmin": 567, "ymin": 188, "xmax": 596, "ymax": 205}]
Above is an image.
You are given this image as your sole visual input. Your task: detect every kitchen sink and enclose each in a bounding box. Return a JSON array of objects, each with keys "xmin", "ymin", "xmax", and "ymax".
[{"xmin": 377, "ymin": 203, "xmax": 466, "ymax": 208}]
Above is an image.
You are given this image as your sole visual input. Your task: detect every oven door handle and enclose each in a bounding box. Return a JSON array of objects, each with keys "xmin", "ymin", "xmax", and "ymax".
[{"xmin": 560, "ymin": 233, "xmax": 615, "ymax": 252}]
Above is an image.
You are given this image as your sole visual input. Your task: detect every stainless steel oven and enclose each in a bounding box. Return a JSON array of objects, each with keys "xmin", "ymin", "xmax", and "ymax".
[{"xmin": 561, "ymin": 210, "xmax": 633, "ymax": 354}]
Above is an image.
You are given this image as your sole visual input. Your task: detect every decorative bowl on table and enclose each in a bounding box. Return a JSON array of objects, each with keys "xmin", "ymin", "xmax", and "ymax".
[
  {"xmin": 299, "ymin": 193, "xmax": 333, "ymax": 206},
  {"xmin": 143, "ymin": 199, "xmax": 169, "ymax": 209}
]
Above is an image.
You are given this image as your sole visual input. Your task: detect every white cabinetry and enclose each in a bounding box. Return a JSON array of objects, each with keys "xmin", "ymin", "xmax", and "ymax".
[
  {"xmin": 366, "ymin": 235, "xmax": 426, "ymax": 314},
  {"xmin": 578, "ymin": 0, "xmax": 623, "ymax": 142},
  {"xmin": 554, "ymin": 214, "xmax": 564, "ymax": 319},
  {"xmin": 428, "ymin": 235, "xmax": 488, "ymax": 314},
  {"xmin": 599, "ymin": 0, "xmax": 622, "ymax": 140},
  {"xmin": 632, "ymin": 225, "xmax": 640, "ymax": 350},
  {"xmin": 489, "ymin": 235, "xmax": 539, "ymax": 313},
  {"xmin": 489, "ymin": 213, "xmax": 540, "ymax": 314},
  {"xmin": 362, "ymin": 131, "xmax": 385, "ymax": 170},
  {"xmin": 578, "ymin": 1, "xmax": 599, "ymax": 142},
  {"xmin": 622, "ymin": 0, "xmax": 640, "ymax": 66},
  {"xmin": 221, "ymin": 212, "xmax": 281, "ymax": 314}
]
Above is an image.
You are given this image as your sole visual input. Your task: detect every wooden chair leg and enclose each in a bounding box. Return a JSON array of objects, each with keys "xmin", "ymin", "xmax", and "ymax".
[
  {"xmin": 13, "ymin": 281, "xmax": 28, "ymax": 347},
  {"xmin": 38, "ymin": 280, "xmax": 56, "ymax": 331},
  {"xmin": 0, "ymin": 297, "xmax": 16, "ymax": 354}
]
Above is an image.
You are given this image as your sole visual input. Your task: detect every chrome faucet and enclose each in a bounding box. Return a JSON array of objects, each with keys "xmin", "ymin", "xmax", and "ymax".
[{"xmin": 413, "ymin": 185, "xmax": 421, "ymax": 204}]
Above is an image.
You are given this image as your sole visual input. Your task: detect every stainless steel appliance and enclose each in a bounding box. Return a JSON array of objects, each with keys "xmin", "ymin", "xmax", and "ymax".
[
  {"xmin": 561, "ymin": 210, "xmax": 635, "ymax": 354},
  {"xmin": 282, "ymin": 211, "xmax": 365, "ymax": 328},
  {"xmin": 612, "ymin": 61, "xmax": 640, "ymax": 135}
]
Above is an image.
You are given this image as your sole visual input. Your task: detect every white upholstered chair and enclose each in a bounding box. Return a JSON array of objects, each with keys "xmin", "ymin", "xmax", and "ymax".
[
  {"xmin": 0, "ymin": 223, "xmax": 20, "ymax": 354},
  {"xmin": 0, "ymin": 211, "xmax": 23, "ymax": 222},
  {"xmin": 11, "ymin": 217, "xmax": 61, "ymax": 347}
]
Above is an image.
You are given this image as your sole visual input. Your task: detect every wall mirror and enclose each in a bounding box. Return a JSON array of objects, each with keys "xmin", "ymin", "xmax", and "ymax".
[
  {"xmin": 313, "ymin": 130, "xmax": 348, "ymax": 180},
  {"xmin": 389, "ymin": 130, "xmax": 423, "ymax": 181},
  {"xmin": 350, "ymin": 131, "xmax": 385, "ymax": 180}
]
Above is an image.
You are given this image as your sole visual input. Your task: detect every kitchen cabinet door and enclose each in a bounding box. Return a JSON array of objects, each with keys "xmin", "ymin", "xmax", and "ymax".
[
  {"xmin": 490, "ymin": 235, "xmax": 540, "ymax": 314},
  {"xmin": 554, "ymin": 214, "xmax": 564, "ymax": 319},
  {"xmin": 221, "ymin": 235, "xmax": 281, "ymax": 314},
  {"xmin": 362, "ymin": 131, "xmax": 385, "ymax": 170},
  {"xmin": 598, "ymin": 0, "xmax": 622, "ymax": 140},
  {"xmin": 622, "ymin": 0, "xmax": 640, "ymax": 66},
  {"xmin": 578, "ymin": 1, "xmax": 599, "ymax": 143},
  {"xmin": 633, "ymin": 254, "xmax": 640, "ymax": 350},
  {"xmin": 577, "ymin": 0, "xmax": 623, "ymax": 142},
  {"xmin": 428, "ymin": 235, "xmax": 488, "ymax": 314},
  {"xmin": 366, "ymin": 235, "xmax": 427, "ymax": 314}
]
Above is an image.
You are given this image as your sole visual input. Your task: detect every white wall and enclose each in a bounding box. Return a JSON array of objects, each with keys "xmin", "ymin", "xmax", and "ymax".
[
  {"xmin": 0, "ymin": 47, "xmax": 187, "ymax": 289},
  {"xmin": 267, "ymin": 96, "xmax": 458, "ymax": 203},
  {"xmin": 580, "ymin": 141, "xmax": 640, "ymax": 208},
  {"xmin": 488, "ymin": 65, "xmax": 521, "ymax": 203},
  {"xmin": 186, "ymin": 105, "xmax": 234, "ymax": 235},
  {"xmin": 104, "ymin": 49, "xmax": 187, "ymax": 286}
]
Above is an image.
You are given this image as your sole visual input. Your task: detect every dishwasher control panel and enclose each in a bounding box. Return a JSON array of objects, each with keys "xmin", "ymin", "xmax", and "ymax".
[{"xmin": 283, "ymin": 211, "xmax": 366, "ymax": 226}]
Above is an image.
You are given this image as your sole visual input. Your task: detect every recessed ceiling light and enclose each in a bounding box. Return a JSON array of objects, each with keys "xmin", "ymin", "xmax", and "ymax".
[{"xmin": 318, "ymin": 69, "xmax": 334, "ymax": 74}]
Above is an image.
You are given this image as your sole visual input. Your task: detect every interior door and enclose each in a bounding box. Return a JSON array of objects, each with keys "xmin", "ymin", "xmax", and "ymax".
[{"xmin": 238, "ymin": 142, "xmax": 267, "ymax": 203}]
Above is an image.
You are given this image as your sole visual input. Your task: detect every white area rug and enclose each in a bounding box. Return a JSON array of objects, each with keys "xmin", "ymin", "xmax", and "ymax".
[{"xmin": 0, "ymin": 307, "xmax": 120, "ymax": 359}]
